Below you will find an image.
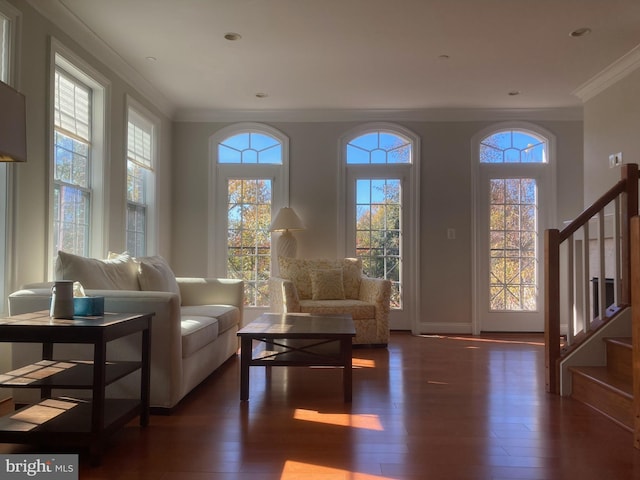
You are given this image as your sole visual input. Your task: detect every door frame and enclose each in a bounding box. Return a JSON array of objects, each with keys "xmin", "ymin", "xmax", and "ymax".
[{"xmin": 471, "ymin": 122, "xmax": 557, "ymax": 334}]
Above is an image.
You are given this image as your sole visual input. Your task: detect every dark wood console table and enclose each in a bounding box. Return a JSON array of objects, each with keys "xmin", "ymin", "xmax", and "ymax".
[{"xmin": 0, "ymin": 310, "xmax": 152, "ymax": 465}]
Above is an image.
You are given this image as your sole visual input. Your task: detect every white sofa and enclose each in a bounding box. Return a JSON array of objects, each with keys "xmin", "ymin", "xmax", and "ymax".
[
  {"xmin": 269, "ymin": 257, "xmax": 391, "ymax": 346},
  {"xmin": 7, "ymin": 252, "xmax": 243, "ymax": 412}
]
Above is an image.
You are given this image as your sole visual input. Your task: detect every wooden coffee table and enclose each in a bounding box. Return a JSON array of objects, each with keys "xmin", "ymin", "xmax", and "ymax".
[{"xmin": 237, "ymin": 313, "xmax": 355, "ymax": 402}]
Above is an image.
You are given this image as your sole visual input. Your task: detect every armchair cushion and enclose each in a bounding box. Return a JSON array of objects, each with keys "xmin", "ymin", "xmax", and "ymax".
[
  {"xmin": 310, "ymin": 268, "xmax": 345, "ymax": 300},
  {"xmin": 279, "ymin": 257, "xmax": 362, "ymax": 300},
  {"xmin": 299, "ymin": 299, "xmax": 374, "ymax": 319}
]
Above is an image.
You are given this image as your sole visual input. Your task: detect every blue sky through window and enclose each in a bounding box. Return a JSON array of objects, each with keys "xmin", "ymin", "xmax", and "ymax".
[
  {"xmin": 480, "ymin": 130, "xmax": 546, "ymax": 163},
  {"xmin": 347, "ymin": 131, "xmax": 411, "ymax": 165},
  {"xmin": 219, "ymin": 132, "xmax": 282, "ymax": 164}
]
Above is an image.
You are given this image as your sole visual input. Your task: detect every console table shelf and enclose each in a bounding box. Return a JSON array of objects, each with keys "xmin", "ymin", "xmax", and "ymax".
[
  {"xmin": 0, "ymin": 360, "xmax": 142, "ymax": 389},
  {"xmin": 0, "ymin": 311, "xmax": 152, "ymax": 465},
  {"xmin": 0, "ymin": 397, "xmax": 140, "ymax": 435}
]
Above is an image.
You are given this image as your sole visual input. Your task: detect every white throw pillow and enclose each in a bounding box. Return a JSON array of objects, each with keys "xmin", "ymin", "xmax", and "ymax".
[
  {"xmin": 55, "ymin": 251, "xmax": 140, "ymax": 290},
  {"xmin": 137, "ymin": 256, "xmax": 181, "ymax": 304}
]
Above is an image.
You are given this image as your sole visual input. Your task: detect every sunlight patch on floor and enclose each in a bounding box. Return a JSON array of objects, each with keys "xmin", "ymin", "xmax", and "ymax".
[
  {"xmin": 294, "ymin": 409, "xmax": 383, "ymax": 431},
  {"xmin": 352, "ymin": 357, "xmax": 376, "ymax": 368},
  {"xmin": 419, "ymin": 335, "xmax": 544, "ymax": 347},
  {"xmin": 281, "ymin": 460, "xmax": 398, "ymax": 479}
]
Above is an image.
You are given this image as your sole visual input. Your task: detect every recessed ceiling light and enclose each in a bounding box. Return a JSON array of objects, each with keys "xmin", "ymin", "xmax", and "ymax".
[
  {"xmin": 255, "ymin": 93, "xmax": 268, "ymax": 98},
  {"xmin": 145, "ymin": 56, "xmax": 157, "ymax": 62},
  {"xmin": 570, "ymin": 27, "xmax": 591, "ymax": 38},
  {"xmin": 224, "ymin": 32, "xmax": 242, "ymax": 41},
  {"xmin": 508, "ymin": 90, "xmax": 520, "ymax": 96}
]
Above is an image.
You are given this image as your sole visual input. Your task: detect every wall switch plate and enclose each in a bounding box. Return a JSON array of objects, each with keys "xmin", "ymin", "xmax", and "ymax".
[
  {"xmin": 609, "ymin": 152, "xmax": 623, "ymax": 168},
  {"xmin": 447, "ymin": 228, "xmax": 456, "ymax": 240}
]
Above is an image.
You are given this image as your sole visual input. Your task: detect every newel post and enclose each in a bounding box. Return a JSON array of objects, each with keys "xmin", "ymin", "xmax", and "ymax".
[
  {"xmin": 631, "ymin": 216, "xmax": 640, "ymax": 448},
  {"xmin": 622, "ymin": 164, "xmax": 639, "ymax": 306},
  {"xmin": 545, "ymin": 228, "xmax": 561, "ymax": 394}
]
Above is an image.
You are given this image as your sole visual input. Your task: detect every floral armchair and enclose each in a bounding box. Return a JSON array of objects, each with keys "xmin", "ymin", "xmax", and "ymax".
[{"xmin": 269, "ymin": 257, "xmax": 391, "ymax": 346}]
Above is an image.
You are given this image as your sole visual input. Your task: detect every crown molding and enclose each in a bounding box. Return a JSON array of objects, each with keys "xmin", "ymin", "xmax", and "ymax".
[
  {"xmin": 174, "ymin": 106, "xmax": 583, "ymax": 123},
  {"xmin": 573, "ymin": 44, "xmax": 640, "ymax": 102},
  {"xmin": 26, "ymin": 0, "xmax": 175, "ymax": 119}
]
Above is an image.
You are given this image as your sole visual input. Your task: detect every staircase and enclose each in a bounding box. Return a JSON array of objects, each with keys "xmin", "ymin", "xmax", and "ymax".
[
  {"xmin": 569, "ymin": 337, "xmax": 633, "ymax": 431},
  {"xmin": 544, "ymin": 163, "xmax": 640, "ymax": 446}
]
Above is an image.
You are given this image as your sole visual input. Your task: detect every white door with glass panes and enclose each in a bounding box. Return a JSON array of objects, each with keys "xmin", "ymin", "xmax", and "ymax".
[
  {"xmin": 343, "ymin": 126, "xmax": 419, "ymax": 331},
  {"xmin": 475, "ymin": 127, "xmax": 554, "ymax": 333}
]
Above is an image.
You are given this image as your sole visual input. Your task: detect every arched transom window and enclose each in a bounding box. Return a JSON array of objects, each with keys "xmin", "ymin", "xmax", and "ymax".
[
  {"xmin": 480, "ymin": 130, "xmax": 547, "ymax": 164},
  {"xmin": 347, "ymin": 131, "xmax": 412, "ymax": 165},
  {"xmin": 218, "ymin": 132, "xmax": 282, "ymax": 164}
]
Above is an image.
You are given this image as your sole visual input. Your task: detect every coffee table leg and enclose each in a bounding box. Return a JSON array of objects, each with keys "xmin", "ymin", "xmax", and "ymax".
[
  {"xmin": 240, "ymin": 337, "xmax": 251, "ymax": 401},
  {"xmin": 342, "ymin": 338, "xmax": 352, "ymax": 402}
]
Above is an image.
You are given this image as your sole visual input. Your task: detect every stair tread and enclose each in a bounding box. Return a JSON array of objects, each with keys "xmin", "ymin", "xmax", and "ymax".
[{"xmin": 569, "ymin": 366, "xmax": 632, "ymax": 396}]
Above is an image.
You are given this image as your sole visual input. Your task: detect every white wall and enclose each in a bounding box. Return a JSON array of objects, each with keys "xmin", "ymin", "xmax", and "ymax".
[
  {"xmin": 173, "ymin": 118, "xmax": 584, "ymax": 332},
  {"xmin": 583, "ymin": 67, "xmax": 640, "ymax": 207},
  {"xmin": 7, "ymin": 0, "xmax": 173, "ymax": 291}
]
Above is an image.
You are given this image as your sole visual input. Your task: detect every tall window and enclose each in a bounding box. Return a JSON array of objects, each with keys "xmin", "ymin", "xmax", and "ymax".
[
  {"xmin": 480, "ymin": 130, "xmax": 546, "ymax": 312},
  {"xmin": 474, "ymin": 125, "xmax": 553, "ymax": 333},
  {"xmin": 212, "ymin": 124, "xmax": 288, "ymax": 308},
  {"xmin": 53, "ymin": 69, "xmax": 91, "ymax": 255},
  {"xmin": 50, "ymin": 44, "xmax": 107, "ymax": 266},
  {"xmin": 346, "ymin": 128, "xmax": 412, "ymax": 311},
  {"xmin": 126, "ymin": 105, "xmax": 155, "ymax": 257}
]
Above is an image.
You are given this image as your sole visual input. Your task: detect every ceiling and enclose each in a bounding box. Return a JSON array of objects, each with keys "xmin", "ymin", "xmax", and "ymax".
[{"xmin": 33, "ymin": 0, "xmax": 640, "ymax": 119}]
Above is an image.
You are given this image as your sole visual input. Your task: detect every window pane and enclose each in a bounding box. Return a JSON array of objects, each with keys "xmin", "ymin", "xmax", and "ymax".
[
  {"xmin": 489, "ymin": 178, "xmax": 538, "ymax": 311},
  {"xmin": 480, "ymin": 129, "xmax": 547, "ymax": 164},
  {"xmin": 55, "ymin": 70, "xmax": 90, "ymax": 141},
  {"xmin": 218, "ymin": 132, "xmax": 282, "ymax": 165},
  {"xmin": 53, "ymin": 185, "xmax": 90, "ymax": 256},
  {"xmin": 347, "ymin": 131, "xmax": 411, "ymax": 164},
  {"xmin": 226, "ymin": 178, "xmax": 272, "ymax": 307},
  {"xmin": 356, "ymin": 178, "xmax": 402, "ymax": 308},
  {"xmin": 126, "ymin": 203, "xmax": 146, "ymax": 257}
]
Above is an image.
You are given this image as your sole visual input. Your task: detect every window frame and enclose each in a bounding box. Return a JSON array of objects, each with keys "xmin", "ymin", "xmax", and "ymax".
[
  {"xmin": 125, "ymin": 96, "xmax": 158, "ymax": 257},
  {"xmin": 339, "ymin": 122, "xmax": 420, "ymax": 332},
  {"xmin": 209, "ymin": 123, "xmax": 289, "ymax": 309},
  {"xmin": 48, "ymin": 38, "xmax": 110, "ymax": 277},
  {"xmin": 0, "ymin": 0, "xmax": 21, "ymax": 313},
  {"xmin": 471, "ymin": 121, "xmax": 557, "ymax": 334}
]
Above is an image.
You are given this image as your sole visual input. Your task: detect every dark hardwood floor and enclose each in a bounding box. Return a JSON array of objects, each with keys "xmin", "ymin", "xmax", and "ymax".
[{"xmin": 8, "ymin": 332, "xmax": 640, "ymax": 479}]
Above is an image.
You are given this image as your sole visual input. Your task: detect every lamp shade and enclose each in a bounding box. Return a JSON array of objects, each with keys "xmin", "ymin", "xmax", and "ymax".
[
  {"xmin": 270, "ymin": 207, "xmax": 305, "ymax": 232},
  {"xmin": 0, "ymin": 80, "xmax": 27, "ymax": 162}
]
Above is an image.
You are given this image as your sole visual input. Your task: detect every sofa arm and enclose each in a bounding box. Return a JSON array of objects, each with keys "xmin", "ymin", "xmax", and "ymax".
[
  {"xmin": 359, "ymin": 276, "xmax": 392, "ymax": 339},
  {"xmin": 177, "ymin": 277, "xmax": 243, "ymax": 309},
  {"xmin": 8, "ymin": 287, "xmax": 183, "ymax": 408},
  {"xmin": 269, "ymin": 277, "xmax": 301, "ymax": 313}
]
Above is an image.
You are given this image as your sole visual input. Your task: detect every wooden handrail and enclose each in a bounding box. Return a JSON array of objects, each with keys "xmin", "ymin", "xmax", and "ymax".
[
  {"xmin": 559, "ymin": 179, "xmax": 626, "ymax": 242},
  {"xmin": 545, "ymin": 163, "xmax": 638, "ymax": 394}
]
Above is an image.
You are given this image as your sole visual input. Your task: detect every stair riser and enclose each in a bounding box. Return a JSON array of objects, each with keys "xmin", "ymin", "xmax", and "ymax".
[
  {"xmin": 571, "ymin": 372, "xmax": 633, "ymax": 431},
  {"xmin": 606, "ymin": 342, "xmax": 632, "ymax": 382}
]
